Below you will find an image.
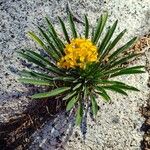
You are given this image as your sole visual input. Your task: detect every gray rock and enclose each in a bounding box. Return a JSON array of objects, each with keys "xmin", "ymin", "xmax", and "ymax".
[{"xmin": 0, "ymin": 0, "xmax": 150, "ymax": 149}]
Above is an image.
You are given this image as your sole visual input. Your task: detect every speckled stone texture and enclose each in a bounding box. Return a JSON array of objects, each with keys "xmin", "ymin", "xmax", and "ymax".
[{"xmin": 0, "ymin": 0, "xmax": 150, "ymax": 149}]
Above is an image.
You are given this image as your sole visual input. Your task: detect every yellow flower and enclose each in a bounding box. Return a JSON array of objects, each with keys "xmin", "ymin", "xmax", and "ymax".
[{"xmin": 57, "ymin": 38, "xmax": 98, "ymax": 69}]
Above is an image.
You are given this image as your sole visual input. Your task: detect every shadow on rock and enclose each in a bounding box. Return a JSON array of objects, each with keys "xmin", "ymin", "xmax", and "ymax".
[{"xmin": 0, "ymin": 94, "xmax": 75, "ymax": 150}]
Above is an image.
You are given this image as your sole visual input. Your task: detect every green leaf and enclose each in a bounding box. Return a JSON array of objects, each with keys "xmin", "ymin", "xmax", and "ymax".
[
  {"xmin": 91, "ymin": 27, "xmax": 95, "ymax": 41},
  {"xmin": 73, "ymin": 83, "xmax": 82, "ymax": 91},
  {"xmin": 68, "ymin": 11, "xmax": 77, "ymax": 38},
  {"xmin": 45, "ymin": 17, "xmax": 58, "ymax": 38},
  {"xmin": 98, "ymin": 20, "xmax": 118, "ymax": 54},
  {"xmin": 48, "ymin": 31, "xmax": 64, "ymax": 55},
  {"xmin": 92, "ymin": 12, "xmax": 108, "ymax": 44},
  {"xmin": 114, "ymin": 84, "xmax": 139, "ymax": 91},
  {"xmin": 53, "ymin": 76, "xmax": 75, "ymax": 82},
  {"xmin": 97, "ymin": 79, "xmax": 139, "ymax": 91},
  {"xmin": 99, "ymin": 29, "xmax": 126, "ymax": 62},
  {"xmin": 28, "ymin": 31, "xmax": 48, "ymax": 52},
  {"xmin": 75, "ymin": 104, "xmax": 83, "ymax": 126},
  {"xmin": 25, "ymin": 50, "xmax": 56, "ymax": 68},
  {"xmin": 94, "ymin": 79, "xmax": 125, "ymax": 85},
  {"xmin": 125, "ymin": 65, "xmax": 145, "ymax": 69},
  {"xmin": 98, "ymin": 92, "xmax": 111, "ymax": 102},
  {"xmin": 47, "ymin": 40, "xmax": 62, "ymax": 58},
  {"xmin": 31, "ymin": 87, "xmax": 71, "ymax": 99},
  {"xmin": 109, "ymin": 37, "xmax": 137, "ymax": 60},
  {"xmin": 82, "ymin": 85, "xmax": 88, "ymax": 100},
  {"xmin": 101, "ymin": 85, "xmax": 128, "ymax": 96},
  {"xmin": 57, "ymin": 37, "xmax": 65, "ymax": 48},
  {"xmin": 20, "ymin": 70, "xmax": 53, "ymax": 81},
  {"xmin": 94, "ymin": 67, "xmax": 123, "ymax": 78},
  {"xmin": 17, "ymin": 51, "xmax": 46, "ymax": 68},
  {"xmin": 84, "ymin": 15, "xmax": 89, "ymax": 39},
  {"xmin": 108, "ymin": 29, "xmax": 127, "ymax": 51},
  {"xmin": 45, "ymin": 17, "xmax": 65, "ymax": 55},
  {"xmin": 110, "ymin": 69, "xmax": 145, "ymax": 78},
  {"xmin": 63, "ymin": 91, "xmax": 77, "ymax": 100},
  {"xmin": 18, "ymin": 51, "xmax": 64, "ymax": 75},
  {"xmin": 58, "ymin": 17, "xmax": 70, "ymax": 43},
  {"xmin": 110, "ymin": 53, "xmax": 140, "ymax": 69},
  {"xmin": 25, "ymin": 50, "xmax": 64, "ymax": 75},
  {"xmin": 91, "ymin": 94, "xmax": 98, "ymax": 116},
  {"xmin": 99, "ymin": 66, "xmax": 144, "ymax": 78},
  {"xmin": 108, "ymin": 66, "xmax": 145, "ymax": 78},
  {"xmin": 85, "ymin": 62, "xmax": 100, "ymax": 77},
  {"xmin": 95, "ymin": 79, "xmax": 139, "ymax": 92},
  {"xmin": 28, "ymin": 31, "xmax": 60, "ymax": 61},
  {"xmin": 18, "ymin": 78, "xmax": 52, "ymax": 86},
  {"xmin": 66, "ymin": 96, "xmax": 78, "ymax": 111},
  {"xmin": 95, "ymin": 86, "xmax": 110, "ymax": 102},
  {"xmin": 38, "ymin": 27, "xmax": 52, "ymax": 45},
  {"xmin": 38, "ymin": 27, "xmax": 60, "ymax": 60}
]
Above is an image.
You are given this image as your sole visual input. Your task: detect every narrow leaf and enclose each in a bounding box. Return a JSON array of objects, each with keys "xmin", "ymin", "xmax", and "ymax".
[
  {"xmin": 20, "ymin": 70, "xmax": 53, "ymax": 81},
  {"xmin": 73, "ymin": 83, "xmax": 82, "ymax": 91},
  {"xmin": 83, "ymin": 85, "xmax": 88, "ymax": 100},
  {"xmin": 25, "ymin": 50, "xmax": 56, "ymax": 68},
  {"xmin": 28, "ymin": 31, "xmax": 48, "ymax": 51},
  {"xmin": 95, "ymin": 79, "xmax": 125, "ymax": 85},
  {"xmin": 75, "ymin": 104, "xmax": 83, "ymax": 126},
  {"xmin": 99, "ymin": 29, "xmax": 126, "ymax": 62},
  {"xmin": 115, "ymin": 84, "xmax": 139, "ymax": 91},
  {"xmin": 68, "ymin": 11, "xmax": 77, "ymax": 38},
  {"xmin": 53, "ymin": 77, "xmax": 75, "ymax": 82},
  {"xmin": 110, "ymin": 53, "xmax": 140, "ymax": 68},
  {"xmin": 38, "ymin": 27, "xmax": 60, "ymax": 60},
  {"xmin": 91, "ymin": 27, "xmax": 95, "ymax": 41},
  {"xmin": 66, "ymin": 96, "xmax": 78, "ymax": 111},
  {"xmin": 107, "ymin": 66, "xmax": 145, "ymax": 78},
  {"xmin": 58, "ymin": 17, "xmax": 70, "ymax": 43},
  {"xmin": 109, "ymin": 37, "xmax": 137, "ymax": 60},
  {"xmin": 108, "ymin": 29, "xmax": 127, "ymax": 51},
  {"xmin": 18, "ymin": 78, "xmax": 51, "ymax": 86},
  {"xmin": 63, "ymin": 91, "xmax": 77, "ymax": 100},
  {"xmin": 17, "ymin": 51, "xmax": 46, "ymax": 68},
  {"xmin": 95, "ymin": 86, "xmax": 111, "ymax": 102},
  {"xmin": 99, "ymin": 20, "xmax": 118, "ymax": 54},
  {"xmin": 84, "ymin": 15, "xmax": 89, "ymax": 39},
  {"xmin": 25, "ymin": 50, "xmax": 65, "ymax": 74},
  {"xmin": 45, "ymin": 17, "xmax": 58, "ymax": 38},
  {"xmin": 31, "ymin": 87, "xmax": 71, "ymax": 99},
  {"xmin": 48, "ymin": 31, "xmax": 64, "ymax": 55},
  {"xmin": 93, "ymin": 12, "xmax": 108, "ymax": 44},
  {"xmin": 91, "ymin": 94, "xmax": 98, "ymax": 116},
  {"xmin": 101, "ymin": 86, "xmax": 128, "ymax": 96},
  {"xmin": 95, "ymin": 79, "xmax": 139, "ymax": 92},
  {"xmin": 18, "ymin": 51, "xmax": 64, "ymax": 75},
  {"xmin": 110, "ymin": 69, "xmax": 145, "ymax": 78}
]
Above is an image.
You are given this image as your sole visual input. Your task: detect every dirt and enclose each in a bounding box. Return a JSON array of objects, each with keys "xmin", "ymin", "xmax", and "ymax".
[
  {"xmin": 0, "ymin": 98, "xmax": 67, "ymax": 150},
  {"xmin": 141, "ymin": 99, "xmax": 150, "ymax": 150}
]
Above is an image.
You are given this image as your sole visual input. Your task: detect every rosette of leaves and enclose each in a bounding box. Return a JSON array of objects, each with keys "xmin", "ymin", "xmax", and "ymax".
[{"xmin": 18, "ymin": 12, "xmax": 145, "ymax": 125}]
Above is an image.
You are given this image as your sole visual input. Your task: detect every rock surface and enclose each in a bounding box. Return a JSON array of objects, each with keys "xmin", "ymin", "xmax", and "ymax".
[{"xmin": 1, "ymin": 0, "xmax": 150, "ymax": 149}]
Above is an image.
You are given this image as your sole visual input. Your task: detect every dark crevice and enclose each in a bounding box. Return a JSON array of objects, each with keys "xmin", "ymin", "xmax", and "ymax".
[
  {"xmin": 140, "ymin": 101, "xmax": 150, "ymax": 150},
  {"xmin": 0, "ymin": 97, "xmax": 67, "ymax": 150},
  {"xmin": 140, "ymin": 43, "xmax": 150, "ymax": 150}
]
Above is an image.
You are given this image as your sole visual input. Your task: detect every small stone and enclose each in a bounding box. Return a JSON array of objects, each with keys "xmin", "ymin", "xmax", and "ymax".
[{"xmin": 111, "ymin": 116, "xmax": 119, "ymax": 124}]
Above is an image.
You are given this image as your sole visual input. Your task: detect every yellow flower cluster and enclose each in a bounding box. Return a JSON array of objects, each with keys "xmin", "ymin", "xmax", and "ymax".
[{"xmin": 57, "ymin": 38, "xmax": 98, "ymax": 69}]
